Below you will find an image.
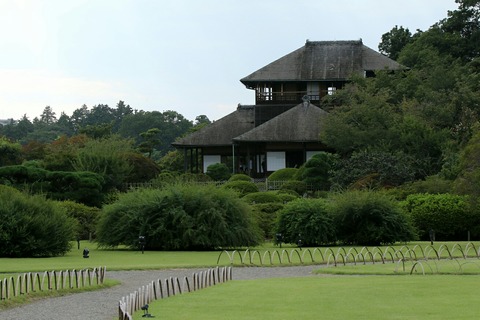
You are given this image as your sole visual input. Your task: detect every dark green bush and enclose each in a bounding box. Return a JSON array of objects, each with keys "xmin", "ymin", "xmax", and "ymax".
[
  {"xmin": 0, "ymin": 165, "xmax": 105, "ymax": 207},
  {"xmin": 330, "ymin": 191, "xmax": 416, "ymax": 245},
  {"xmin": 179, "ymin": 172, "xmax": 212, "ymax": 182},
  {"xmin": 330, "ymin": 150, "xmax": 417, "ymax": 190},
  {"xmin": 386, "ymin": 176, "xmax": 454, "ymax": 200},
  {"xmin": 96, "ymin": 184, "xmax": 261, "ymax": 250},
  {"xmin": 57, "ymin": 201, "xmax": 100, "ymax": 241},
  {"xmin": 228, "ymin": 174, "xmax": 252, "ymax": 182},
  {"xmin": 206, "ymin": 163, "xmax": 231, "ymax": 181},
  {"xmin": 276, "ymin": 192, "xmax": 299, "ymax": 203},
  {"xmin": 242, "ymin": 191, "xmax": 281, "ymax": 204},
  {"xmin": 242, "ymin": 191, "xmax": 299, "ymax": 238},
  {"xmin": 268, "ymin": 168, "xmax": 299, "ymax": 181},
  {"xmin": 222, "ymin": 180, "xmax": 259, "ymax": 197},
  {"xmin": 45, "ymin": 171, "xmax": 105, "ymax": 207},
  {"xmin": 151, "ymin": 171, "xmax": 177, "ymax": 188},
  {"xmin": 0, "ymin": 185, "xmax": 75, "ymax": 257},
  {"xmin": 280, "ymin": 180, "xmax": 307, "ymax": 195},
  {"xmin": 402, "ymin": 193, "xmax": 479, "ymax": 241},
  {"xmin": 295, "ymin": 152, "xmax": 337, "ymax": 190},
  {"xmin": 275, "ymin": 198, "xmax": 336, "ymax": 246},
  {"xmin": 252, "ymin": 202, "xmax": 284, "ymax": 239}
]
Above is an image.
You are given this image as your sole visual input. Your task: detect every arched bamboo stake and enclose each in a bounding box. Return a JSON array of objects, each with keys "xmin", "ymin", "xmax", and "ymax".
[
  {"xmin": 312, "ymin": 247, "xmax": 325, "ymax": 262},
  {"xmin": 301, "ymin": 248, "xmax": 314, "ymax": 263}
]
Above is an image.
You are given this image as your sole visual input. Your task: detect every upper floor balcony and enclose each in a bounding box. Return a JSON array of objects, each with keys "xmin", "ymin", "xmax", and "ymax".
[{"xmin": 255, "ymin": 88, "xmax": 337, "ymax": 105}]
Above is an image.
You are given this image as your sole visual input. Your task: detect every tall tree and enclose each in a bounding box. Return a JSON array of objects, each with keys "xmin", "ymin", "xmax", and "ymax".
[
  {"xmin": 39, "ymin": 106, "xmax": 57, "ymax": 125},
  {"xmin": 71, "ymin": 104, "xmax": 90, "ymax": 133},
  {"xmin": 378, "ymin": 25, "xmax": 413, "ymax": 60},
  {"xmin": 113, "ymin": 100, "xmax": 133, "ymax": 132},
  {"xmin": 118, "ymin": 110, "xmax": 192, "ymax": 157},
  {"xmin": 138, "ymin": 128, "xmax": 161, "ymax": 158},
  {"xmin": 72, "ymin": 135, "xmax": 134, "ymax": 191}
]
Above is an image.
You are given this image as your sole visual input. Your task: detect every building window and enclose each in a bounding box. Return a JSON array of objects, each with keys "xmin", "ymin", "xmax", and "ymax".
[
  {"xmin": 327, "ymin": 87, "xmax": 336, "ymax": 95},
  {"xmin": 257, "ymin": 84, "xmax": 273, "ymax": 101}
]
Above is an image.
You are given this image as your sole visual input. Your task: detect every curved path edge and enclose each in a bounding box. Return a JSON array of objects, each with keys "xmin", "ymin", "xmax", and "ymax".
[{"xmin": 0, "ymin": 265, "xmax": 321, "ymax": 320}]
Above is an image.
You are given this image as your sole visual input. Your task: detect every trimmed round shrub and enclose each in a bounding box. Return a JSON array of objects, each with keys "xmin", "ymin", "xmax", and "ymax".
[
  {"xmin": 280, "ymin": 180, "xmax": 307, "ymax": 195},
  {"xmin": 268, "ymin": 168, "xmax": 299, "ymax": 181},
  {"xmin": 179, "ymin": 173, "xmax": 212, "ymax": 182},
  {"xmin": 402, "ymin": 193, "xmax": 479, "ymax": 241},
  {"xmin": 242, "ymin": 191, "xmax": 286, "ymax": 238},
  {"xmin": 0, "ymin": 165, "xmax": 105, "ymax": 207},
  {"xmin": 0, "ymin": 185, "xmax": 75, "ymax": 257},
  {"xmin": 206, "ymin": 163, "xmax": 231, "ymax": 181},
  {"xmin": 96, "ymin": 184, "xmax": 261, "ymax": 250},
  {"xmin": 151, "ymin": 171, "xmax": 177, "ymax": 188},
  {"xmin": 276, "ymin": 198, "xmax": 336, "ymax": 246},
  {"xmin": 295, "ymin": 152, "xmax": 337, "ymax": 190},
  {"xmin": 222, "ymin": 180, "xmax": 259, "ymax": 197},
  {"xmin": 276, "ymin": 192, "xmax": 299, "ymax": 203},
  {"xmin": 228, "ymin": 174, "xmax": 252, "ymax": 182},
  {"xmin": 242, "ymin": 191, "xmax": 281, "ymax": 204},
  {"xmin": 330, "ymin": 191, "xmax": 416, "ymax": 245}
]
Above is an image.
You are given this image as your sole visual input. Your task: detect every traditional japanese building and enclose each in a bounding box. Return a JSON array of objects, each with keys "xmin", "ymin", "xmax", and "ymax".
[{"xmin": 173, "ymin": 40, "xmax": 404, "ymax": 177}]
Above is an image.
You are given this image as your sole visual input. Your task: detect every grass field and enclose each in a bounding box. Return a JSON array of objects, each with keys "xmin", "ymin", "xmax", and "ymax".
[
  {"xmin": 132, "ymin": 275, "xmax": 480, "ymax": 320},
  {"xmin": 316, "ymin": 257, "xmax": 480, "ymax": 275},
  {"xmin": 3, "ymin": 241, "xmax": 480, "ymax": 316},
  {"xmin": 2, "ymin": 241, "xmax": 479, "ymax": 274}
]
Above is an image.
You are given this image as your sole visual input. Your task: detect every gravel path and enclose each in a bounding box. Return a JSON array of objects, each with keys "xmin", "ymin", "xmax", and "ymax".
[{"xmin": 0, "ymin": 265, "xmax": 321, "ymax": 320}]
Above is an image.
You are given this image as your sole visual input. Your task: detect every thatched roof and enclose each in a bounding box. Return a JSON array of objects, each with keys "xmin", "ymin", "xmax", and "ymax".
[
  {"xmin": 233, "ymin": 103, "xmax": 328, "ymax": 142},
  {"xmin": 172, "ymin": 105, "xmax": 254, "ymax": 147},
  {"xmin": 240, "ymin": 40, "xmax": 403, "ymax": 87}
]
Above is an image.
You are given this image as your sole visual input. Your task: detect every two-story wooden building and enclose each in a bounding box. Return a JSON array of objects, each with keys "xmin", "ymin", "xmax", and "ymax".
[{"xmin": 173, "ymin": 40, "xmax": 404, "ymax": 177}]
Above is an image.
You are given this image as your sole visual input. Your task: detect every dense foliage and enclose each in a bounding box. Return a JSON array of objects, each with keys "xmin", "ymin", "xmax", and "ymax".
[
  {"xmin": 453, "ymin": 126, "xmax": 480, "ymax": 203},
  {"xmin": 228, "ymin": 173, "xmax": 252, "ymax": 182},
  {"xmin": 242, "ymin": 191, "xmax": 282, "ymax": 204},
  {"xmin": 294, "ymin": 152, "xmax": 337, "ymax": 190},
  {"xmin": 96, "ymin": 184, "xmax": 261, "ymax": 250},
  {"xmin": 56, "ymin": 201, "xmax": 100, "ymax": 241},
  {"xmin": 0, "ymin": 185, "xmax": 75, "ymax": 257},
  {"xmin": 402, "ymin": 193, "xmax": 479, "ymax": 241},
  {"xmin": 206, "ymin": 163, "xmax": 231, "ymax": 181},
  {"xmin": 222, "ymin": 180, "xmax": 259, "ymax": 196},
  {"xmin": 267, "ymin": 168, "xmax": 298, "ymax": 181},
  {"xmin": 330, "ymin": 191, "xmax": 416, "ymax": 245},
  {"xmin": 317, "ymin": 1, "xmax": 480, "ymax": 190},
  {"xmin": 279, "ymin": 180, "xmax": 307, "ymax": 195},
  {"xmin": 0, "ymin": 165, "xmax": 105, "ymax": 207},
  {"xmin": 0, "ymin": 137, "xmax": 22, "ymax": 166},
  {"xmin": 252, "ymin": 202, "xmax": 284, "ymax": 239},
  {"xmin": 72, "ymin": 136, "xmax": 134, "ymax": 191},
  {"xmin": 242, "ymin": 191, "xmax": 289, "ymax": 238},
  {"xmin": 276, "ymin": 199, "xmax": 336, "ymax": 246}
]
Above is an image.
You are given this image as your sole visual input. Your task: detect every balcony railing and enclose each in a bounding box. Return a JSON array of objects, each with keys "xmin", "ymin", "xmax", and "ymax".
[{"xmin": 255, "ymin": 91, "xmax": 332, "ymax": 104}]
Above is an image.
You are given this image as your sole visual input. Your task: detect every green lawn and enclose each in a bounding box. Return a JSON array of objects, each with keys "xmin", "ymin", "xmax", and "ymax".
[
  {"xmin": 2, "ymin": 241, "xmax": 480, "ymax": 316},
  {"xmin": 316, "ymin": 257, "xmax": 480, "ymax": 275},
  {"xmin": 1, "ymin": 241, "xmax": 479, "ymax": 274},
  {"xmin": 133, "ymin": 275, "xmax": 480, "ymax": 320},
  {"xmin": 0, "ymin": 242, "xmax": 224, "ymax": 273}
]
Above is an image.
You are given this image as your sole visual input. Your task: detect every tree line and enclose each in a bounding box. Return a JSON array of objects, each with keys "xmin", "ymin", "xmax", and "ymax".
[{"xmin": 0, "ymin": 101, "xmax": 210, "ymax": 160}]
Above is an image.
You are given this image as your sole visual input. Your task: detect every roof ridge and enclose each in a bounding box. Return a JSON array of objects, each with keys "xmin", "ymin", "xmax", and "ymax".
[{"xmin": 305, "ymin": 39, "xmax": 362, "ymax": 46}]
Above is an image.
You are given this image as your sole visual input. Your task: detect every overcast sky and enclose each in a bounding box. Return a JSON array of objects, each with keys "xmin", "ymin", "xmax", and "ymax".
[{"xmin": 0, "ymin": 0, "xmax": 459, "ymax": 122}]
